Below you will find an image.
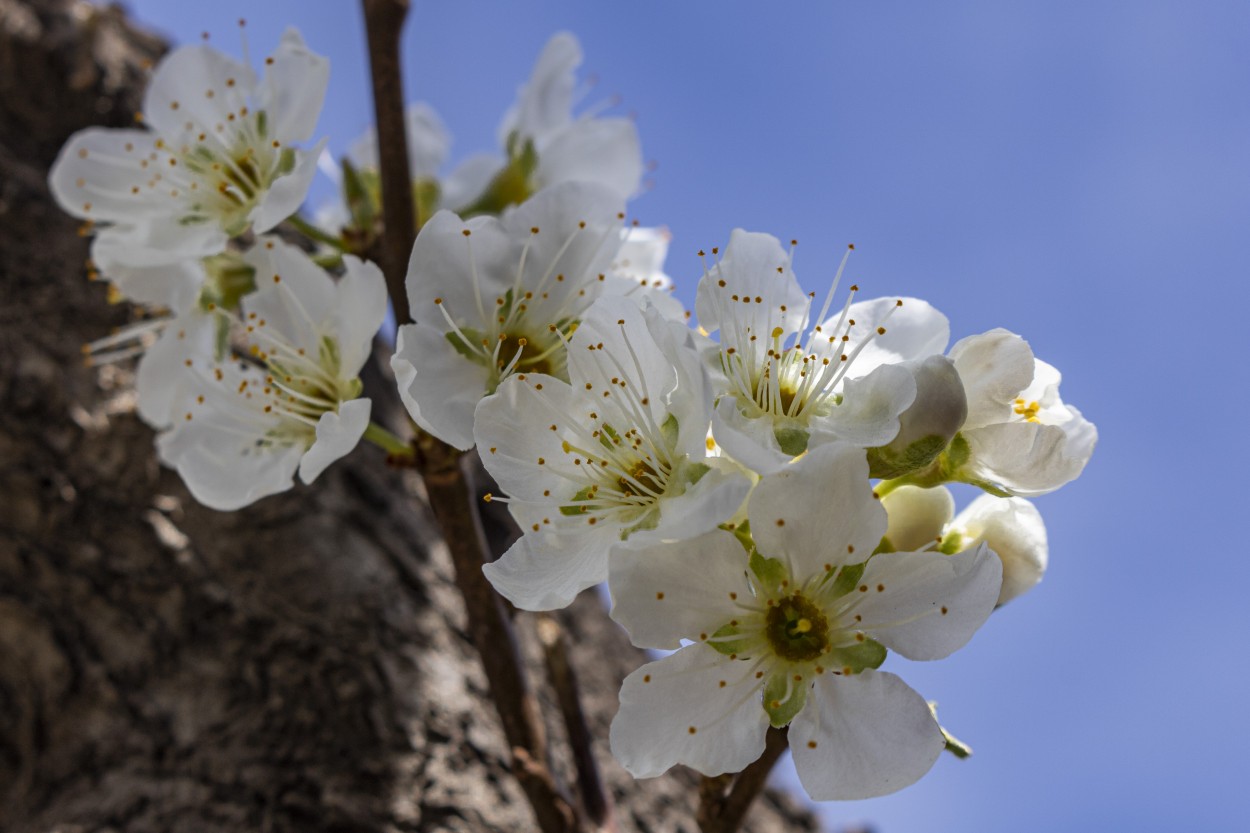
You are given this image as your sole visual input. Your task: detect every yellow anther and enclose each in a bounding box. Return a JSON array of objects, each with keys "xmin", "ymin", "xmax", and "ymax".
[{"xmin": 793, "ymin": 618, "xmax": 813, "ymax": 634}]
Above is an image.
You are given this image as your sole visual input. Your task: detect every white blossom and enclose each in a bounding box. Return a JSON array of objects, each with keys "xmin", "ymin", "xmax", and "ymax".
[
  {"xmin": 946, "ymin": 329, "xmax": 1097, "ymax": 496},
  {"xmin": 157, "ymin": 240, "xmax": 385, "ymax": 510},
  {"xmin": 608, "ymin": 442, "xmax": 1001, "ymax": 800},
  {"xmin": 696, "ymin": 230, "xmax": 951, "ymax": 474},
  {"xmin": 391, "ymin": 181, "xmax": 625, "ymax": 449},
  {"xmin": 49, "ymin": 28, "xmax": 328, "ymax": 262},
  {"xmin": 475, "ymin": 296, "xmax": 752, "ymax": 610}
]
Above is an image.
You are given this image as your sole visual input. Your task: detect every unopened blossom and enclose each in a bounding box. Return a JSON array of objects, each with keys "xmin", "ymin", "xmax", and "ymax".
[
  {"xmin": 942, "ymin": 329, "xmax": 1097, "ymax": 496},
  {"xmin": 49, "ymin": 28, "xmax": 328, "ymax": 262},
  {"xmin": 608, "ymin": 442, "xmax": 1001, "ymax": 800},
  {"xmin": 391, "ymin": 181, "xmax": 625, "ymax": 449},
  {"xmin": 157, "ymin": 240, "xmax": 385, "ymax": 510},
  {"xmin": 696, "ymin": 230, "xmax": 952, "ymax": 474},
  {"xmin": 450, "ymin": 32, "xmax": 643, "ymax": 214},
  {"xmin": 475, "ymin": 297, "xmax": 752, "ymax": 610},
  {"xmin": 881, "ymin": 486, "xmax": 1048, "ymax": 606},
  {"xmin": 866, "ymin": 354, "xmax": 968, "ymax": 480}
]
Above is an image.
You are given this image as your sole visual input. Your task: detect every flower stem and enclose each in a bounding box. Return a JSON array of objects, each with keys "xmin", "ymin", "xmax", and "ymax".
[
  {"xmin": 286, "ymin": 213, "xmax": 346, "ymax": 251},
  {"xmin": 362, "ymin": 421, "xmax": 412, "ymax": 457}
]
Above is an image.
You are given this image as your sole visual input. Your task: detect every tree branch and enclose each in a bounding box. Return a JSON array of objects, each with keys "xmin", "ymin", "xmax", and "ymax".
[
  {"xmin": 360, "ymin": 0, "xmax": 415, "ymax": 325},
  {"xmin": 698, "ymin": 727, "xmax": 790, "ymax": 833}
]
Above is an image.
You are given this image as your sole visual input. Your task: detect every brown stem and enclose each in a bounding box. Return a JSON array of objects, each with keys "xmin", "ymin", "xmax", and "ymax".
[
  {"xmin": 537, "ymin": 614, "xmax": 617, "ymax": 833},
  {"xmin": 360, "ymin": 0, "xmax": 415, "ymax": 325},
  {"xmin": 417, "ymin": 437, "xmax": 580, "ymax": 833},
  {"xmin": 698, "ymin": 727, "xmax": 789, "ymax": 833}
]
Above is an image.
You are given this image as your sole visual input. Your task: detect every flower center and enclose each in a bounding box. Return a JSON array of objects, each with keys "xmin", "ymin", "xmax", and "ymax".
[
  {"xmin": 1013, "ymin": 398, "xmax": 1041, "ymax": 423},
  {"xmin": 765, "ymin": 593, "xmax": 831, "ymax": 663}
]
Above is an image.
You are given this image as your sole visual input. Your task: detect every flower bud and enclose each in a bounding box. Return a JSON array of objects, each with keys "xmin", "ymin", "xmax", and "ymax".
[
  {"xmin": 942, "ymin": 495, "xmax": 1047, "ymax": 605},
  {"xmin": 879, "ymin": 485, "xmax": 954, "ymax": 553},
  {"xmin": 867, "ymin": 355, "xmax": 967, "ymax": 479}
]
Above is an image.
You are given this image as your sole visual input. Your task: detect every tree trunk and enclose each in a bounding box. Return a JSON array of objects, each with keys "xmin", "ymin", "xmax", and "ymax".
[{"xmin": 0, "ymin": 2, "xmax": 819, "ymax": 831}]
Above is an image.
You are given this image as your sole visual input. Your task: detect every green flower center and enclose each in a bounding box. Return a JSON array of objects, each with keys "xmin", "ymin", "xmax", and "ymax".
[{"xmin": 765, "ymin": 593, "xmax": 831, "ymax": 663}]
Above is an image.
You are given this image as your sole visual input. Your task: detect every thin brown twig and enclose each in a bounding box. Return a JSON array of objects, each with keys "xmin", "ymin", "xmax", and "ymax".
[
  {"xmin": 360, "ymin": 0, "xmax": 415, "ymax": 325},
  {"xmin": 698, "ymin": 727, "xmax": 789, "ymax": 833},
  {"xmin": 536, "ymin": 613, "xmax": 617, "ymax": 833},
  {"xmin": 417, "ymin": 436, "xmax": 580, "ymax": 833}
]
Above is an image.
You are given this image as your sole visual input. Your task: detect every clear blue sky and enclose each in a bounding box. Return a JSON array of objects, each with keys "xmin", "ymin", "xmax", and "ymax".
[{"xmin": 117, "ymin": 2, "xmax": 1250, "ymax": 831}]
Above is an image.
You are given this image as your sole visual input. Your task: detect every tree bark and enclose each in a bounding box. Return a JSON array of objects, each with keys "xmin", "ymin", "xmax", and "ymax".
[{"xmin": 0, "ymin": 2, "xmax": 821, "ymax": 831}]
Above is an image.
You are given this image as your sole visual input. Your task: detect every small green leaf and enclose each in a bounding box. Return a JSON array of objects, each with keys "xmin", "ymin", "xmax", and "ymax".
[{"xmin": 763, "ymin": 670, "xmax": 808, "ymax": 727}]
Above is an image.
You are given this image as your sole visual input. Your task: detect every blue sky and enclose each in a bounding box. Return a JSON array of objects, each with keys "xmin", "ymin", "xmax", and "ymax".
[{"xmin": 118, "ymin": 2, "xmax": 1250, "ymax": 830}]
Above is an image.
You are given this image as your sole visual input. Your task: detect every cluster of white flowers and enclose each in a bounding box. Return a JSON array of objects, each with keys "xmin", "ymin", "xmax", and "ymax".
[{"xmin": 51, "ymin": 26, "xmax": 1096, "ymax": 805}]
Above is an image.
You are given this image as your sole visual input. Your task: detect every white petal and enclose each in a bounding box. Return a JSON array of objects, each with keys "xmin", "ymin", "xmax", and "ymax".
[
  {"xmin": 49, "ymin": 128, "xmax": 182, "ymax": 223},
  {"xmin": 349, "ymin": 101, "xmax": 450, "ymax": 176},
  {"xmin": 299, "ymin": 398, "xmax": 371, "ymax": 484},
  {"xmin": 501, "ymin": 32, "xmax": 581, "ymax": 144},
  {"xmin": 91, "ymin": 231, "xmax": 205, "ymax": 313},
  {"xmin": 694, "ymin": 229, "xmax": 809, "ymax": 341},
  {"xmin": 157, "ymin": 418, "xmax": 302, "ymax": 512},
  {"xmin": 809, "ymin": 363, "xmax": 916, "ymax": 448},
  {"xmin": 482, "ymin": 530, "xmax": 607, "ymax": 611},
  {"xmin": 840, "ymin": 297, "xmax": 950, "ymax": 377},
  {"xmin": 711, "ymin": 396, "xmax": 793, "ymax": 476},
  {"xmin": 625, "ymin": 459, "xmax": 753, "ymax": 548},
  {"xmin": 333, "ymin": 256, "xmax": 388, "ymax": 376},
  {"xmin": 850, "ymin": 543, "xmax": 1001, "ymax": 661},
  {"xmin": 608, "ymin": 529, "xmax": 753, "ymax": 650},
  {"xmin": 90, "ymin": 217, "xmax": 227, "ymax": 266},
  {"xmin": 242, "ymin": 237, "xmax": 337, "ymax": 356},
  {"xmin": 962, "ymin": 417, "xmax": 1095, "ymax": 497},
  {"xmin": 135, "ymin": 312, "xmax": 216, "ymax": 428},
  {"xmin": 535, "ymin": 117, "xmax": 643, "ymax": 200},
  {"xmin": 952, "ymin": 495, "xmax": 1048, "ymax": 605},
  {"xmin": 391, "ymin": 323, "xmax": 490, "ymax": 450},
  {"xmin": 610, "ymin": 647, "xmax": 769, "ymax": 778},
  {"xmin": 790, "ymin": 669, "xmax": 944, "ymax": 800},
  {"xmin": 141, "ymin": 44, "xmax": 255, "ymax": 140},
  {"xmin": 250, "ymin": 139, "xmax": 325, "ymax": 233},
  {"xmin": 749, "ymin": 443, "xmax": 887, "ymax": 577},
  {"xmin": 473, "ymin": 374, "xmax": 581, "ymax": 501},
  {"xmin": 948, "ymin": 329, "xmax": 1035, "ymax": 429},
  {"xmin": 404, "ymin": 210, "xmax": 518, "ymax": 325},
  {"xmin": 257, "ymin": 28, "xmax": 329, "ymax": 144},
  {"xmin": 881, "ymin": 485, "xmax": 954, "ymax": 553}
]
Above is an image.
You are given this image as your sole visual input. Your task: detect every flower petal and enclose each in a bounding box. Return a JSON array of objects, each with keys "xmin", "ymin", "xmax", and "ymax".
[
  {"xmin": 711, "ymin": 396, "xmax": 794, "ymax": 476},
  {"xmin": 256, "ymin": 28, "xmax": 329, "ymax": 144},
  {"xmin": 789, "ymin": 669, "xmax": 944, "ymax": 800},
  {"xmin": 626, "ymin": 459, "xmax": 753, "ymax": 548},
  {"xmin": 749, "ymin": 442, "xmax": 887, "ymax": 577},
  {"xmin": 694, "ymin": 229, "xmax": 809, "ymax": 341},
  {"xmin": 250, "ymin": 139, "xmax": 325, "ymax": 234},
  {"xmin": 809, "ymin": 362, "xmax": 916, "ymax": 448},
  {"xmin": 850, "ymin": 543, "xmax": 1001, "ymax": 661},
  {"xmin": 962, "ymin": 416, "xmax": 1095, "ymax": 497},
  {"xmin": 948, "ymin": 329, "xmax": 1034, "ymax": 429},
  {"xmin": 608, "ymin": 528, "xmax": 754, "ymax": 650},
  {"xmin": 404, "ymin": 210, "xmax": 518, "ymax": 325},
  {"xmin": 482, "ymin": 530, "xmax": 608, "ymax": 611},
  {"xmin": 298, "ymin": 398, "xmax": 371, "ymax": 484},
  {"xmin": 610, "ymin": 646, "xmax": 769, "ymax": 778},
  {"xmin": 500, "ymin": 32, "xmax": 580, "ymax": 144},
  {"xmin": 441, "ymin": 153, "xmax": 503, "ymax": 212},
  {"xmin": 473, "ymin": 373, "xmax": 582, "ymax": 501},
  {"xmin": 135, "ymin": 312, "xmax": 216, "ymax": 428},
  {"xmin": 141, "ymin": 44, "xmax": 255, "ymax": 140},
  {"xmin": 951, "ymin": 495, "xmax": 1048, "ymax": 605},
  {"xmin": 536, "ymin": 117, "xmax": 643, "ymax": 200},
  {"xmin": 49, "ymin": 128, "xmax": 182, "ymax": 223},
  {"xmin": 333, "ymin": 255, "xmax": 388, "ymax": 377},
  {"xmin": 839, "ymin": 296, "xmax": 950, "ymax": 377},
  {"xmin": 157, "ymin": 414, "xmax": 302, "ymax": 512},
  {"xmin": 392, "ymin": 323, "xmax": 491, "ymax": 450}
]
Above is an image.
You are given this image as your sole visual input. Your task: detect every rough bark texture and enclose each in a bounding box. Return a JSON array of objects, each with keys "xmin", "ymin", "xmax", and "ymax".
[{"xmin": 0, "ymin": 2, "xmax": 821, "ymax": 831}]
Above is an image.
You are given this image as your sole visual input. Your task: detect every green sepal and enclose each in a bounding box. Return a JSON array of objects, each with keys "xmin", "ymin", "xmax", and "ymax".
[
  {"xmin": 277, "ymin": 147, "xmax": 297, "ymax": 176},
  {"xmin": 928, "ymin": 701, "xmax": 973, "ymax": 758},
  {"xmin": 255, "ymin": 109, "xmax": 268, "ymax": 139},
  {"xmin": 867, "ymin": 433, "xmax": 951, "ymax": 480},
  {"xmin": 340, "ymin": 157, "xmax": 378, "ymax": 235},
  {"xmin": 319, "ymin": 335, "xmax": 342, "ymax": 378},
  {"xmin": 707, "ymin": 621, "xmax": 754, "ymax": 657},
  {"xmin": 455, "ymin": 138, "xmax": 537, "ymax": 217},
  {"xmin": 660, "ymin": 413, "xmax": 680, "ymax": 449},
  {"xmin": 763, "ymin": 670, "xmax": 808, "ymax": 727},
  {"xmin": 828, "ymin": 562, "xmax": 865, "ymax": 599},
  {"xmin": 722, "ymin": 519, "xmax": 754, "ymax": 555},
  {"xmin": 560, "ymin": 485, "xmax": 595, "ymax": 516},
  {"xmin": 413, "ymin": 177, "xmax": 441, "ymax": 231},
  {"xmin": 444, "ymin": 328, "xmax": 485, "ymax": 363},
  {"xmin": 749, "ymin": 550, "xmax": 788, "ymax": 595},
  {"xmin": 825, "ymin": 638, "xmax": 887, "ymax": 674},
  {"xmin": 599, "ymin": 423, "xmax": 622, "ymax": 449},
  {"xmin": 775, "ymin": 424, "xmax": 810, "ymax": 457},
  {"xmin": 937, "ymin": 531, "xmax": 965, "ymax": 555}
]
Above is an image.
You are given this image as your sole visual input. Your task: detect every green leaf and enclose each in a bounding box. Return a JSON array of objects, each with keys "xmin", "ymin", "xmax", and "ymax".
[{"xmin": 763, "ymin": 670, "xmax": 808, "ymax": 727}]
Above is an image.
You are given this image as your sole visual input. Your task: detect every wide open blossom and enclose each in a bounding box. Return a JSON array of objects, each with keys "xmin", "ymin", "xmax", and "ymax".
[
  {"xmin": 608, "ymin": 442, "xmax": 1001, "ymax": 800},
  {"xmin": 474, "ymin": 296, "xmax": 752, "ymax": 610},
  {"xmin": 157, "ymin": 240, "xmax": 385, "ymax": 510},
  {"xmin": 944, "ymin": 329, "xmax": 1097, "ymax": 496},
  {"xmin": 447, "ymin": 32, "xmax": 643, "ymax": 214},
  {"xmin": 391, "ymin": 181, "xmax": 625, "ymax": 449},
  {"xmin": 881, "ymin": 485, "xmax": 1049, "ymax": 606},
  {"xmin": 696, "ymin": 230, "xmax": 952, "ymax": 475},
  {"xmin": 49, "ymin": 28, "xmax": 328, "ymax": 262}
]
